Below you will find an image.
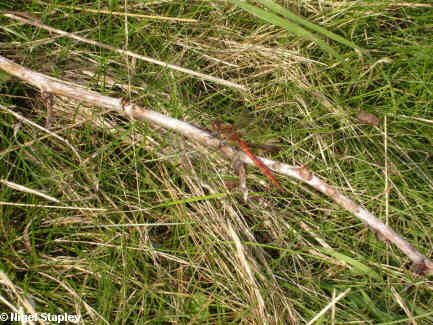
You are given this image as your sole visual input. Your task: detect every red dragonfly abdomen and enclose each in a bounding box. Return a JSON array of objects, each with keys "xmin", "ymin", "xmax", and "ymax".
[{"xmin": 238, "ymin": 140, "xmax": 282, "ymax": 190}]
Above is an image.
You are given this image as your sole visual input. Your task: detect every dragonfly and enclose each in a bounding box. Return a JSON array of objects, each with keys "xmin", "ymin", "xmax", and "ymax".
[{"xmin": 211, "ymin": 120, "xmax": 283, "ymax": 191}]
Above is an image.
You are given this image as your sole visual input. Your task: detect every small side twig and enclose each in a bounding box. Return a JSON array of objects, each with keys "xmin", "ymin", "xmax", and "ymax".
[
  {"xmin": 233, "ymin": 155, "xmax": 249, "ymax": 202},
  {"xmin": 41, "ymin": 91, "xmax": 53, "ymax": 128},
  {"xmin": 0, "ymin": 54, "xmax": 431, "ymax": 274}
]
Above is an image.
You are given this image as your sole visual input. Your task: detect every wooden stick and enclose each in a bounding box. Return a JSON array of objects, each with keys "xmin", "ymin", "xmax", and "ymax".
[{"xmin": 0, "ymin": 54, "xmax": 431, "ymax": 274}]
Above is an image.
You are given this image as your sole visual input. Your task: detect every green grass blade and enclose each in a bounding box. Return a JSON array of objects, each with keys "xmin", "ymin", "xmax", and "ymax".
[
  {"xmin": 229, "ymin": 0, "xmax": 342, "ymax": 60},
  {"xmin": 322, "ymin": 249, "xmax": 381, "ymax": 280},
  {"xmin": 256, "ymin": 0, "xmax": 364, "ymax": 54}
]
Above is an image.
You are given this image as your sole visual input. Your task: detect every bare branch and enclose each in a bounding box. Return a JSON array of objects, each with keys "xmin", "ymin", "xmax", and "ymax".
[{"xmin": 0, "ymin": 54, "xmax": 431, "ymax": 274}]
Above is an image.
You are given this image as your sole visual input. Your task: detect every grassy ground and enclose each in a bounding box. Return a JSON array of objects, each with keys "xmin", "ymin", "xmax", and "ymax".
[{"xmin": 1, "ymin": 1, "xmax": 432, "ymax": 324}]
